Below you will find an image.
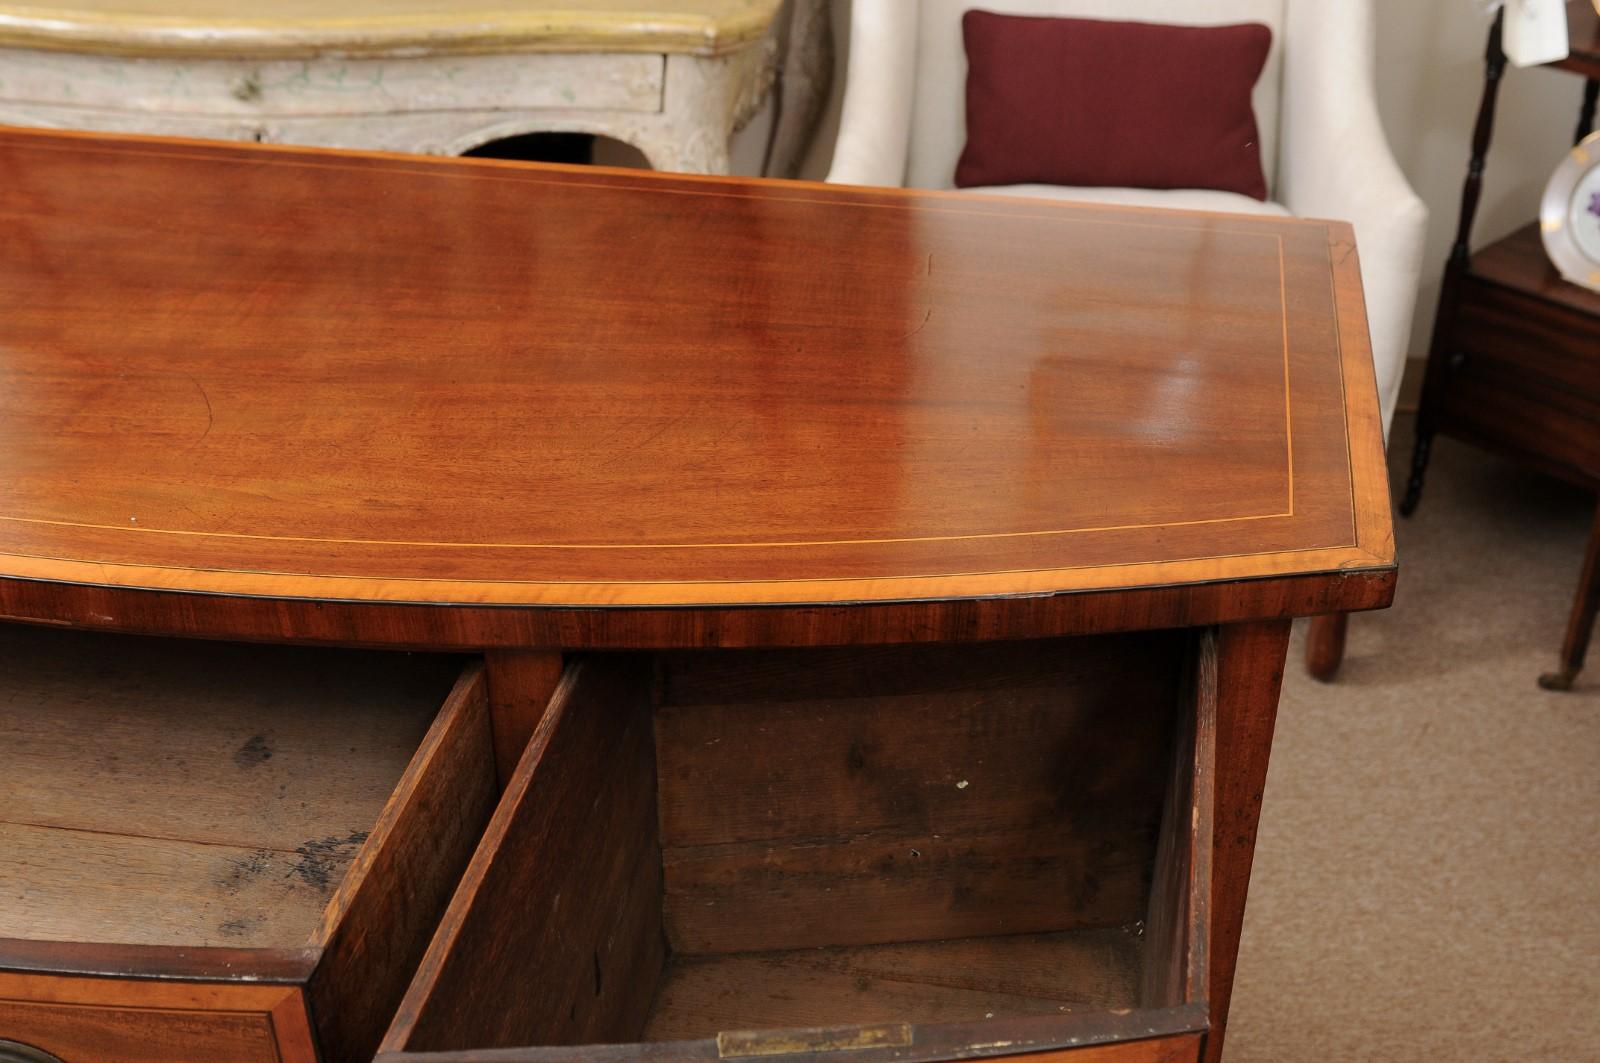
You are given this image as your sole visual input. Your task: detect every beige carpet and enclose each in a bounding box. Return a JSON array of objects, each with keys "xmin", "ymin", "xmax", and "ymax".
[{"xmin": 1227, "ymin": 417, "xmax": 1600, "ymax": 1060}]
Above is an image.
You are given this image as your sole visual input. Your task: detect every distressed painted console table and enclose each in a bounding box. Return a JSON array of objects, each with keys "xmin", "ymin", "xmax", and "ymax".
[
  {"xmin": 0, "ymin": 128, "xmax": 1395, "ymax": 1063},
  {"xmin": 0, "ymin": 0, "xmax": 827, "ymax": 172}
]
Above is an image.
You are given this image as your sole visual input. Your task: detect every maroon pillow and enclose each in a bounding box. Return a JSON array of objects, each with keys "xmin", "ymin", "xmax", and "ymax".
[{"xmin": 954, "ymin": 11, "xmax": 1272, "ymax": 200}]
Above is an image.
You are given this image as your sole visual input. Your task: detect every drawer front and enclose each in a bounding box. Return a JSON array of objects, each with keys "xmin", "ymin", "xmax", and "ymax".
[
  {"xmin": 0, "ymin": 973, "xmax": 314, "ymax": 1063},
  {"xmin": 0, "ymin": 49, "xmax": 666, "ymax": 115},
  {"xmin": 1453, "ymin": 278, "xmax": 1600, "ymax": 404},
  {"xmin": 1438, "ymin": 368, "xmax": 1600, "ymax": 484}
]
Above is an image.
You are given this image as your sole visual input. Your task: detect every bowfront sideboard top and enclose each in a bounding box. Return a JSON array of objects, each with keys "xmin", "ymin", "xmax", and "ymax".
[{"xmin": 0, "ymin": 127, "xmax": 1395, "ymax": 648}]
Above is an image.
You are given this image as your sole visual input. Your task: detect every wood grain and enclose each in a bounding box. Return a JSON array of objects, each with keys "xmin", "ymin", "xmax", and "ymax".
[
  {"xmin": 0, "ymin": 624, "xmax": 456, "ymax": 852},
  {"xmin": 0, "ymin": 127, "xmax": 1393, "ymax": 643},
  {"xmin": 1201, "ymin": 621, "xmax": 1290, "ymax": 1063},
  {"xmin": 383, "ymin": 656, "xmax": 664, "ymax": 1053},
  {"xmin": 308, "ymin": 663, "xmax": 499, "ymax": 1063},
  {"xmin": 1142, "ymin": 638, "xmax": 1215, "ymax": 1011},
  {"xmin": 0, "ymin": 624, "xmax": 458, "ymax": 949},
  {"xmin": 0, "ymin": 973, "xmax": 316, "ymax": 1063},
  {"xmin": 377, "ymin": 1013, "xmax": 1205, "ymax": 1062},
  {"xmin": 485, "ymin": 650, "xmax": 564, "ymax": 788},
  {"xmin": 656, "ymin": 634, "xmax": 1181, "ymax": 954},
  {"xmin": 642, "ymin": 929, "xmax": 1141, "ymax": 1042}
]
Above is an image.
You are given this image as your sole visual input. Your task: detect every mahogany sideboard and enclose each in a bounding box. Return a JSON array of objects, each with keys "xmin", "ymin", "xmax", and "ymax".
[{"xmin": 0, "ymin": 128, "xmax": 1396, "ymax": 1063}]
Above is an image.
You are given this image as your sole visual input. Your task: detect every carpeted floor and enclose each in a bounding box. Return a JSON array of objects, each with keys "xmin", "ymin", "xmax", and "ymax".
[{"xmin": 1226, "ymin": 416, "xmax": 1600, "ymax": 1060}]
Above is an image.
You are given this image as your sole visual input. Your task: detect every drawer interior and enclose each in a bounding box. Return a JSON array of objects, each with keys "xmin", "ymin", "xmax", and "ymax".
[
  {"xmin": 0, "ymin": 624, "xmax": 469, "ymax": 951},
  {"xmin": 385, "ymin": 631, "xmax": 1213, "ymax": 1060}
]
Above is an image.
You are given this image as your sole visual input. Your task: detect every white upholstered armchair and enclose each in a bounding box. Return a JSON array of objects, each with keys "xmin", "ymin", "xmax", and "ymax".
[{"xmin": 828, "ymin": 0, "xmax": 1428, "ymax": 678}]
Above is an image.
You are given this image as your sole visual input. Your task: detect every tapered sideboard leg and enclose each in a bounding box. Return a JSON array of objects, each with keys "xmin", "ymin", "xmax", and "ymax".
[
  {"xmin": 1539, "ymin": 501, "xmax": 1600, "ymax": 692},
  {"xmin": 1304, "ymin": 613, "xmax": 1349, "ymax": 682},
  {"xmin": 1204, "ymin": 619, "xmax": 1291, "ymax": 1063}
]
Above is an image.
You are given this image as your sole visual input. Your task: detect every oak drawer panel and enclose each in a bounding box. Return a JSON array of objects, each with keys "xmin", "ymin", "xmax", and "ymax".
[
  {"xmin": 0, "ymin": 624, "xmax": 498, "ymax": 1063},
  {"xmin": 379, "ymin": 634, "xmax": 1217, "ymax": 1062}
]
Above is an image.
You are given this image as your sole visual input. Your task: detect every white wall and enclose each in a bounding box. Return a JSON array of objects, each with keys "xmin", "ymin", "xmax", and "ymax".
[{"xmin": 1375, "ymin": 0, "xmax": 1589, "ymax": 367}]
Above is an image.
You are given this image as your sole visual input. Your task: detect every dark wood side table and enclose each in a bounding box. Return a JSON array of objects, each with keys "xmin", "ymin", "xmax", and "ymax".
[{"xmin": 1402, "ymin": 0, "xmax": 1600, "ymax": 690}]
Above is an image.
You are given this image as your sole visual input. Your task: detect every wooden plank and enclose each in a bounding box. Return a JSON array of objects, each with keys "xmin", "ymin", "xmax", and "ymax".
[
  {"xmin": 0, "ymin": 972, "xmax": 315, "ymax": 1063},
  {"xmin": 485, "ymin": 649, "xmax": 565, "ymax": 787},
  {"xmin": 663, "ymin": 822, "xmax": 1154, "ymax": 956},
  {"xmin": 0, "ymin": 822, "xmax": 347, "ymax": 949},
  {"xmin": 643, "ymin": 929, "xmax": 1140, "ymax": 1042},
  {"xmin": 376, "ymin": 1010, "xmax": 1207, "ymax": 1063},
  {"xmin": 1141, "ymin": 635, "xmax": 1214, "ymax": 1010},
  {"xmin": 1201, "ymin": 620, "xmax": 1289, "ymax": 1063},
  {"xmin": 0, "ymin": 624, "xmax": 459, "ymax": 852},
  {"xmin": 308, "ymin": 662, "xmax": 498, "ymax": 1063},
  {"xmin": 657, "ymin": 635, "xmax": 1182, "ymax": 953},
  {"xmin": 382, "ymin": 655, "xmax": 664, "ymax": 1053},
  {"xmin": 657, "ymin": 633, "xmax": 1182, "ymax": 845}
]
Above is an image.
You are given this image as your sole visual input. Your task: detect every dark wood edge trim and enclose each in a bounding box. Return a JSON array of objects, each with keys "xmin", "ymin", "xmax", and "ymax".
[
  {"xmin": 377, "ymin": 661, "xmax": 589, "ymax": 1054},
  {"xmin": 1187, "ymin": 633, "xmax": 1218, "ymax": 1006},
  {"xmin": 1462, "ymin": 267, "xmax": 1600, "ymax": 322},
  {"xmin": 311, "ymin": 660, "xmax": 488, "ymax": 945},
  {"xmin": 0, "ymin": 939, "xmax": 318, "ymax": 983},
  {"xmin": 376, "ymin": 1003, "xmax": 1209, "ymax": 1062},
  {"xmin": 1322, "ymin": 222, "xmax": 1397, "ymax": 567},
  {"xmin": 0, "ymin": 568, "xmax": 1397, "ymax": 652}
]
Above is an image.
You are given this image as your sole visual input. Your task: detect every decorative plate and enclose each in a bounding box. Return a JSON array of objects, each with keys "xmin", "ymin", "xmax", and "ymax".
[{"xmin": 1541, "ymin": 130, "xmax": 1600, "ymax": 292}]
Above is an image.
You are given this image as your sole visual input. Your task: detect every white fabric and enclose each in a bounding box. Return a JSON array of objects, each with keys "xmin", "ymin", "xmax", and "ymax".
[
  {"xmin": 906, "ymin": 0, "xmax": 1286, "ymax": 193},
  {"xmin": 1276, "ymin": 0, "xmax": 1428, "ymax": 432},
  {"xmin": 826, "ymin": 0, "xmax": 1426, "ymax": 436},
  {"xmin": 965, "ymin": 183, "xmax": 1293, "ymax": 218}
]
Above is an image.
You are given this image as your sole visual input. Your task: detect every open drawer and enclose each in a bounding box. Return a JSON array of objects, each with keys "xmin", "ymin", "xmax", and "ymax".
[
  {"xmin": 380, "ymin": 630, "xmax": 1215, "ymax": 1063},
  {"xmin": 0, "ymin": 624, "xmax": 499, "ymax": 1063}
]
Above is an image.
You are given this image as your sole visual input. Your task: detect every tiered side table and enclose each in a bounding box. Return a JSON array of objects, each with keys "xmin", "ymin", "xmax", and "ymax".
[{"xmin": 1403, "ymin": 0, "xmax": 1600, "ymax": 689}]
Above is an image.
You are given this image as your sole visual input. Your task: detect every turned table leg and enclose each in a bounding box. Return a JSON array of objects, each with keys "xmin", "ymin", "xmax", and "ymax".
[
  {"xmin": 1205, "ymin": 619, "xmax": 1291, "ymax": 1063},
  {"xmin": 1539, "ymin": 500, "xmax": 1600, "ymax": 692},
  {"xmin": 484, "ymin": 649, "xmax": 565, "ymax": 787},
  {"xmin": 1304, "ymin": 613, "xmax": 1349, "ymax": 682}
]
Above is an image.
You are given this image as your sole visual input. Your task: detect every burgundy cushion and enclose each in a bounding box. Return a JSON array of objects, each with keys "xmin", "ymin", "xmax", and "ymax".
[{"xmin": 954, "ymin": 11, "xmax": 1272, "ymax": 200}]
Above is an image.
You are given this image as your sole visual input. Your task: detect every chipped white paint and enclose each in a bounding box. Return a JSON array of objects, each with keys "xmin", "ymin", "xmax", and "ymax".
[{"xmin": 0, "ymin": 1, "xmax": 803, "ymax": 174}]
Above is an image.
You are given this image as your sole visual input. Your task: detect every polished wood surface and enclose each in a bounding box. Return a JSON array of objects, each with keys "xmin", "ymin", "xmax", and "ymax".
[{"xmin": 0, "ymin": 127, "xmax": 1392, "ymax": 648}]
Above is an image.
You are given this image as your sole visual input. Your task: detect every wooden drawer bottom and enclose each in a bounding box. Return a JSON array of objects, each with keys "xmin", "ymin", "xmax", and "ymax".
[{"xmin": 0, "ymin": 624, "xmax": 498, "ymax": 1062}]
